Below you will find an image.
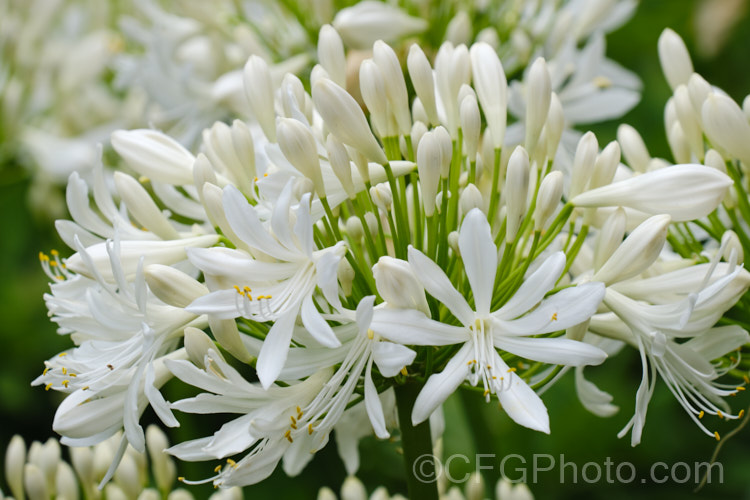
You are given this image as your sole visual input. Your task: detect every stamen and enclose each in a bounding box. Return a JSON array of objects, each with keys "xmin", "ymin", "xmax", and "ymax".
[
  {"xmin": 736, "ymin": 386, "xmax": 746, "ymax": 391},
  {"xmin": 717, "ymin": 411, "xmax": 723, "ymax": 419},
  {"xmin": 740, "ymin": 409, "xmax": 745, "ymax": 418},
  {"xmin": 367, "ymin": 329, "xmax": 374, "ymax": 340},
  {"xmin": 714, "ymin": 431, "xmax": 720, "ymax": 441},
  {"xmin": 62, "ymin": 367, "xmax": 67, "ymax": 375},
  {"xmin": 214, "ymin": 465, "xmax": 222, "ymax": 473},
  {"xmin": 698, "ymin": 411, "xmax": 704, "ymax": 419},
  {"xmin": 551, "ymin": 313, "xmax": 558, "ymax": 321},
  {"xmin": 45, "ymin": 383, "xmax": 53, "ymax": 391},
  {"xmin": 400, "ymin": 367, "xmax": 408, "ymax": 376},
  {"xmin": 62, "ymin": 380, "xmax": 70, "ymax": 388}
]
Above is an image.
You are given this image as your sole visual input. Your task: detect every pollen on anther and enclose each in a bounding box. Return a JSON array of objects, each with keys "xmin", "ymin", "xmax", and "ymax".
[
  {"xmin": 45, "ymin": 383, "xmax": 53, "ymax": 391},
  {"xmin": 744, "ymin": 375, "xmax": 750, "ymax": 384},
  {"xmin": 214, "ymin": 465, "xmax": 222, "ymax": 473},
  {"xmin": 400, "ymin": 367, "xmax": 408, "ymax": 376},
  {"xmin": 507, "ymin": 367, "xmax": 517, "ymax": 373},
  {"xmin": 62, "ymin": 380, "xmax": 70, "ymax": 388},
  {"xmin": 226, "ymin": 458, "xmax": 236, "ymax": 468},
  {"xmin": 290, "ymin": 415, "xmax": 297, "ymax": 424},
  {"xmin": 178, "ymin": 477, "xmax": 185, "ymax": 482},
  {"xmin": 285, "ymin": 430, "xmax": 293, "ymax": 443},
  {"xmin": 551, "ymin": 312, "xmax": 558, "ymax": 321},
  {"xmin": 62, "ymin": 367, "xmax": 67, "ymax": 375},
  {"xmin": 717, "ymin": 411, "xmax": 724, "ymax": 419},
  {"xmin": 737, "ymin": 386, "xmax": 746, "ymax": 391},
  {"xmin": 699, "ymin": 411, "xmax": 705, "ymax": 419},
  {"xmin": 82, "ymin": 386, "xmax": 89, "ymax": 391},
  {"xmin": 42, "ymin": 367, "xmax": 49, "ymax": 375},
  {"xmin": 714, "ymin": 431, "xmax": 720, "ymax": 441},
  {"xmin": 367, "ymin": 329, "xmax": 374, "ymax": 339},
  {"xmin": 740, "ymin": 409, "xmax": 746, "ymax": 418},
  {"xmin": 58, "ymin": 352, "xmax": 68, "ymax": 357},
  {"xmin": 308, "ymin": 424, "xmax": 313, "ymax": 435}
]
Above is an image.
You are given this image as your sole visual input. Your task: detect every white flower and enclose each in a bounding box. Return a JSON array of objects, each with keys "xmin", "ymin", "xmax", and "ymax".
[{"xmin": 371, "ymin": 209, "xmax": 606, "ymax": 432}]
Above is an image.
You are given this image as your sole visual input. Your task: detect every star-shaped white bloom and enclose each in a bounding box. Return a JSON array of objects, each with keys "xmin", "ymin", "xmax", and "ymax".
[{"xmin": 371, "ymin": 209, "xmax": 607, "ymax": 433}]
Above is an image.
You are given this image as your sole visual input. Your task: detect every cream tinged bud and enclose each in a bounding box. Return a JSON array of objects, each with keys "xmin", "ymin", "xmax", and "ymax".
[
  {"xmin": 435, "ymin": 42, "xmax": 471, "ymax": 136},
  {"xmin": 203, "ymin": 120, "xmax": 256, "ymax": 195},
  {"xmin": 111, "ymin": 129, "xmax": 195, "ymax": 185},
  {"xmin": 345, "ymin": 216, "xmax": 364, "ymax": 242},
  {"xmin": 667, "ymin": 122, "xmax": 691, "ymax": 164},
  {"xmin": 460, "ymin": 94, "xmax": 481, "ymax": 162},
  {"xmin": 417, "ymin": 130, "xmax": 444, "ymax": 216},
  {"xmin": 373, "ymin": 40, "xmax": 412, "ymax": 136},
  {"xmin": 465, "ymin": 472, "xmax": 485, "ymax": 500},
  {"xmin": 364, "ymin": 212, "xmax": 379, "ymax": 235},
  {"xmin": 341, "ymin": 475, "xmax": 367, "ymax": 500},
  {"xmin": 146, "ymin": 425, "xmax": 177, "ymax": 496},
  {"xmin": 702, "ymin": 93, "xmax": 750, "ymax": 163},
  {"xmin": 434, "ymin": 126, "xmax": 453, "ymax": 179},
  {"xmin": 332, "ymin": 1, "xmax": 427, "ymax": 50},
  {"xmin": 370, "ymin": 183, "xmax": 393, "ymax": 211},
  {"xmin": 310, "ymin": 64, "xmax": 330, "ymax": 88},
  {"xmin": 525, "ymin": 58, "xmax": 551, "ymax": 155},
  {"xmin": 658, "ymin": 28, "xmax": 693, "ymax": 90},
  {"xmin": 744, "ymin": 95, "xmax": 750, "ymax": 123},
  {"xmin": 24, "ymin": 463, "xmax": 48, "ymax": 500},
  {"xmin": 319, "ymin": 487, "xmax": 338, "ymax": 500},
  {"xmin": 687, "ymin": 73, "xmax": 711, "ymax": 116},
  {"xmin": 673, "ymin": 85, "xmax": 704, "ymax": 160},
  {"xmin": 318, "ymin": 25, "xmax": 346, "ymax": 88},
  {"xmin": 569, "ymin": 132, "xmax": 599, "ymax": 199},
  {"xmin": 534, "ymin": 171, "xmax": 563, "ymax": 232},
  {"xmin": 114, "ymin": 454, "xmax": 142, "ymax": 499},
  {"xmin": 139, "ymin": 489, "xmax": 162, "ymax": 500},
  {"xmin": 209, "ymin": 316, "xmax": 254, "ymax": 364},
  {"xmin": 448, "ymin": 231, "xmax": 461, "ymax": 256},
  {"xmin": 412, "ymin": 97, "xmax": 429, "ymax": 125},
  {"xmin": 337, "ymin": 259, "xmax": 355, "ymax": 296},
  {"xmin": 70, "ymin": 446, "xmax": 94, "ymax": 492},
  {"xmin": 593, "ymin": 207, "xmax": 626, "ymax": 272},
  {"xmin": 410, "ymin": 121, "xmax": 428, "ymax": 151},
  {"xmin": 505, "ymin": 146, "xmax": 530, "ymax": 243},
  {"xmin": 407, "ymin": 44, "xmax": 439, "ymax": 125},
  {"xmin": 589, "ymin": 141, "xmax": 621, "ymax": 190},
  {"xmin": 459, "ymin": 183, "xmax": 484, "ymax": 216},
  {"xmin": 544, "ymin": 92, "xmax": 565, "ymax": 160},
  {"xmin": 572, "ymin": 164, "xmax": 731, "ymax": 221},
  {"xmin": 39, "ymin": 438, "xmax": 61, "ymax": 494},
  {"xmin": 6, "ymin": 435, "xmax": 26, "ymax": 500},
  {"xmin": 243, "ymin": 55, "xmax": 276, "ymax": 142},
  {"xmin": 277, "ymin": 117, "xmax": 326, "ymax": 198},
  {"xmin": 359, "ymin": 59, "xmax": 392, "ymax": 138},
  {"xmin": 144, "ymin": 264, "xmax": 208, "ymax": 309},
  {"xmin": 280, "ymin": 72, "xmax": 310, "ymax": 123},
  {"xmin": 326, "ymin": 135, "xmax": 356, "ymax": 199},
  {"xmin": 312, "ymin": 79, "xmax": 388, "ymax": 164},
  {"xmin": 722, "ymin": 230, "xmax": 744, "ymax": 264},
  {"xmin": 56, "ymin": 461, "xmax": 79, "ymax": 500},
  {"xmin": 346, "ymin": 146, "xmax": 371, "ymax": 184},
  {"xmin": 293, "ymin": 177, "xmax": 315, "ymax": 200},
  {"xmin": 594, "ymin": 214, "xmax": 671, "ymax": 285},
  {"xmin": 617, "ymin": 124, "xmax": 651, "ymax": 173},
  {"xmin": 445, "ymin": 11, "xmax": 472, "ymax": 45},
  {"xmin": 470, "ymin": 42, "xmax": 508, "ymax": 149},
  {"xmin": 202, "ymin": 184, "xmax": 249, "ymax": 252},
  {"xmin": 105, "ymin": 483, "xmax": 129, "ymax": 500},
  {"xmin": 114, "ymin": 172, "xmax": 181, "ymax": 240},
  {"xmin": 373, "ymin": 256, "xmax": 430, "ymax": 315}
]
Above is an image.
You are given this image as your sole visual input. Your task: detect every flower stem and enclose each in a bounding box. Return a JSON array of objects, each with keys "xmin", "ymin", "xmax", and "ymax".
[{"xmin": 395, "ymin": 380, "xmax": 439, "ymax": 500}]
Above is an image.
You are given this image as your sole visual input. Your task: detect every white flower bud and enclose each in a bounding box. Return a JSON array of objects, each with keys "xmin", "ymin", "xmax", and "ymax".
[
  {"xmin": 373, "ymin": 40, "xmax": 411, "ymax": 136},
  {"xmin": 373, "ymin": 256, "xmax": 430, "ymax": 315},
  {"xmin": 470, "ymin": 42, "xmax": 507, "ymax": 149},
  {"xmin": 243, "ymin": 56, "xmax": 276, "ymax": 142},
  {"xmin": 39, "ymin": 438, "xmax": 61, "ymax": 494},
  {"xmin": 114, "ymin": 172, "xmax": 180, "ymax": 240},
  {"xmin": 24, "ymin": 463, "xmax": 48, "ymax": 500},
  {"xmin": 411, "ymin": 97, "xmax": 429, "ymax": 124},
  {"xmin": 293, "ymin": 177, "xmax": 315, "ymax": 200},
  {"xmin": 589, "ymin": 141, "xmax": 621, "ymax": 190},
  {"xmin": 407, "ymin": 45, "xmax": 438, "ymax": 125},
  {"xmin": 184, "ymin": 327, "xmax": 224, "ymax": 371},
  {"xmin": 417, "ymin": 130, "xmax": 444, "ymax": 216},
  {"xmin": 341, "ymin": 475, "xmax": 367, "ymax": 500},
  {"xmin": 704, "ymin": 148, "xmax": 726, "ymax": 173},
  {"xmin": 139, "ymin": 489, "xmax": 162, "ymax": 500},
  {"xmin": 209, "ymin": 315, "xmax": 254, "ymax": 364},
  {"xmin": 326, "ymin": 135, "xmax": 356, "ymax": 199},
  {"xmin": 277, "ymin": 117, "xmax": 326, "ymax": 197},
  {"xmin": 702, "ymin": 93, "xmax": 750, "ymax": 163},
  {"xmin": 168, "ymin": 488, "xmax": 195, "ymax": 500},
  {"xmin": 722, "ymin": 230, "xmax": 744, "ymax": 264},
  {"xmin": 318, "ymin": 25, "xmax": 346, "ymax": 88},
  {"xmin": 105, "ymin": 483, "xmax": 129, "ymax": 500},
  {"xmin": 505, "ymin": 146, "xmax": 530, "ymax": 243},
  {"xmin": 617, "ymin": 124, "xmax": 650, "ymax": 173},
  {"xmin": 667, "ymin": 122, "xmax": 691, "ymax": 164},
  {"xmin": 203, "ymin": 120, "xmax": 256, "ymax": 195},
  {"xmin": 448, "ymin": 230, "xmax": 461, "ymax": 256},
  {"xmin": 370, "ymin": 487, "xmax": 390, "ymax": 500},
  {"xmin": 688, "ymin": 73, "xmax": 711, "ymax": 116},
  {"xmin": 370, "ymin": 183, "xmax": 393, "ymax": 211},
  {"xmin": 594, "ymin": 207, "xmax": 626, "ymax": 272},
  {"xmin": 594, "ymin": 214, "xmax": 671, "ymax": 285},
  {"xmin": 435, "ymin": 42, "xmax": 471, "ymax": 136},
  {"xmin": 146, "ymin": 425, "xmax": 176, "ymax": 496},
  {"xmin": 572, "ymin": 164, "xmax": 730, "ymax": 221},
  {"xmin": 744, "ymin": 95, "xmax": 750, "ymax": 123},
  {"xmin": 70, "ymin": 446, "xmax": 94, "ymax": 490},
  {"xmin": 658, "ymin": 28, "xmax": 693, "ymax": 90},
  {"xmin": 534, "ymin": 171, "xmax": 563, "ymax": 231},
  {"xmin": 569, "ymin": 132, "xmax": 599, "ymax": 199},
  {"xmin": 114, "ymin": 454, "xmax": 143, "ymax": 499},
  {"xmin": 310, "ymin": 64, "xmax": 330, "ymax": 88},
  {"xmin": 673, "ymin": 85, "xmax": 704, "ymax": 160},
  {"xmin": 143, "ymin": 264, "xmax": 208, "ymax": 308},
  {"xmin": 359, "ymin": 59, "xmax": 392, "ymax": 138},
  {"xmin": 459, "ymin": 183, "xmax": 484, "ymax": 216},
  {"xmin": 446, "ymin": 11, "xmax": 472, "ymax": 45},
  {"xmin": 56, "ymin": 461, "xmax": 79, "ymax": 500},
  {"xmin": 312, "ymin": 79, "xmax": 387, "ymax": 164},
  {"xmin": 544, "ymin": 92, "xmax": 565, "ymax": 159},
  {"xmin": 111, "ymin": 129, "xmax": 195, "ymax": 185},
  {"xmin": 345, "ymin": 216, "xmax": 364, "ymax": 241},
  {"xmin": 318, "ymin": 487, "xmax": 337, "ymax": 500},
  {"xmin": 5, "ymin": 435, "xmax": 25, "ymax": 500},
  {"xmin": 93, "ymin": 439, "xmax": 114, "ymax": 484},
  {"xmin": 332, "ymin": 1, "xmax": 427, "ymax": 50},
  {"xmin": 465, "ymin": 472, "xmax": 485, "ymax": 500},
  {"xmin": 525, "ymin": 58, "xmax": 551, "ymax": 155},
  {"xmin": 410, "ymin": 121, "xmax": 428, "ymax": 151},
  {"xmin": 364, "ymin": 212, "xmax": 379, "ymax": 235},
  {"xmin": 460, "ymin": 94, "xmax": 481, "ymax": 162},
  {"xmin": 338, "ymin": 258, "xmax": 355, "ymax": 296},
  {"xmin": 434, "ymin": 126, "xmax": 453, "ymax": 179}
]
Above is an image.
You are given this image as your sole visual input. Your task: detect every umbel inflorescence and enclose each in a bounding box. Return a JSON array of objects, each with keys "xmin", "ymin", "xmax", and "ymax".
[{"xmin": 28, "ymin": 4, "xmax": 750, "ymax": 498}]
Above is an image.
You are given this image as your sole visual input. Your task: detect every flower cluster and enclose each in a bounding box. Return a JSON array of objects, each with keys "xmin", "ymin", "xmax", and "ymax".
[{"xmin": 29, "ymin": 2, "xmax": 750, "ymax": 498}]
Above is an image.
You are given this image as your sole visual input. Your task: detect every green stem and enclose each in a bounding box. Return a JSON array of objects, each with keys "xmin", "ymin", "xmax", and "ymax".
[{"xmin": 394, "ymin": 381, "xmax": 439, "ymax": 500}]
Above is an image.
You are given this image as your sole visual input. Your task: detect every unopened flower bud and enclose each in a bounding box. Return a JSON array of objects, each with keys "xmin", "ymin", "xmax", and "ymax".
[
  {"xmin": 417, "ymin": 130, "xmax": 444, "ymax": 216},
  {"xmin": 318, "ymin": 487, "xmax": 337, "ymax": 500},
  {"xmin": 465, "ymin": 472, "xmax": 485, "ymax": 500},
  {"xmin": 460, "ymin": 184, "xmax": 484, "ymax": 215},
  {"xmin": 544, "ymin": 92, "xmax": 565, "ymax": 159},
  {"xmin": 139, "ymin": 489, "xmax": 162, "ymax": 500},
  {"xmin": 345, "ymin": 216, "xmax": 364, "ymax": 242},
  {"xmin": 448, "ymin": 231, "xmax": 461, "ymax": 256},
  {"xmin": 277, "ymin": 117, "xmax": 326, "ymax": 198},
  {"xmin": 373, "ymin": 256, "xmax": 429, "ymax": 315},
  {"xmin": 243, "ymin": 55, "xmax": 276, "ymax": 142},
  {"xmin": 673, "ymin": 85, "xmax": 704, "ymax": 160},
  {"xmin": 338, "ymin": 259, "xmax": 355, "ymax": 296},
  {"xmin": 326, "ymin": 135, "xmax": 356, "ymax": 198},
  {"xmin": 359, "ymin": 59, "xmax": 391, "ymax": 138},
  {"xmin": 115, "ymin": 454, "xmax": 143, "ymax": 499},
  {"xmin": 407, "ymin": 45, "xmax": 438, "ymax": 125},
  {"xmin": 115, "ymin": 172, "xmax": 180, "ymax": 240},
  {"xmin": 370, "ymin": 183, "xmax": 393, "ymax": 211},
  {"xmin": 312, "ymin": 79, "xmax": 387, "ymax": 164},
  {"xmin": 6, "ymin": 435, "xmax": 26, "ymax": 500},
  {"xmin": 687, "ymin": 73, "xmax": 711, "ymax": 116},
  {"xmin": 569, "ymin": 132, "xmax": 598, "ymax": 198},
  {"xmin": 721, "ymin": 230, "xmax": 744, "ymax": 265},
  {"xmin": 144, "ymin": 264, "xmax": 209, "ymax": 308},
  {"xmin": 111, "ymin": 129, "xmax": 194, "ymax": 185},
  {"xmin": 293, "ymin": 177, "xmax": 315, "ymax": 199},
  {"xmin": 56, "ymin": 461, "xmax": 79, "ymax": 500},
  {"xmin": 617, "ymin": 124, "xmax": 650, "ymax": 173},
  {"xmin": 373, "ymin": 40, "xmax": 411, "ymax": 136},
  {"xmin": 435, "ymin": 42, "xmax": 471, "ymax": 136},
  {"xmin": 332, "ymin": 2, "xmax": 426, "ymax": 50},
  {"xmin": 318, "ymin": 25, "xmax": 346, "ymax": 88},
  {"xmin": 105, "ymin": 483, "xmax": 129, "ymax": 500},
  {"xmin": 702, "ymin": 93, "xmax": 750, "ymax": 163},
  {"xmin": 445, "ymin": 11, "xmax": 472, "ymax": 45},
  {"xmin": 460, "ymin": 94, "xmax": 481, "ymax": 162},
  {"xmin": 667, "ymin": 122, "xmax": 691, "ymax": 164},
  {"xmin": 505, "ymin": 146, "xmax": 530, "ymax": 243},
  {"xmin": 470, "ymin": 42, "xmax": 507, "ymax": 149},
  {"xmin": 534, "ymin": 171, "xmax": 563, "ymax": 231},
  {"xmin": 594, "ymin": 207, "xmax": 626, "ymax": 272},
  {"xmin": 341, "ymin": 476, "xmax": 367, "ymax": 500},
  {"xmin": 146, "ymin": 425, "xmax": 176, "ymax": 495},
  {"xmin": 39, "ymin": 438, "xmax": 61, "ymax": 493},
  {"xmin": 593, "ymin": 214, "xmax": 671, "ymax": 285},
  {"xmin": 364, "ymin": 212, "xmax": 379, "ymax": 235},
  {"xmin": 410, "ymin": 121, "xmax": 428, "ymax": 151},
  {"xmin": 704, "ymin": 149, "xmax": 726, "ymax": 173},
  {"xmin": 658, "ymin": 28, "xmax": 693, "ymax": 90},
  {"xmin": 24, "ymin": 463, "xmax": 48, "ymax": 500},
  {"xmin": 525, "ymin": 58, "xmax": 551, "ymax": 155},
  {"xmin": 184, "ymin": 326, "xmax": 222, "ymax": 369},
  {"xmin": 589, "ymin": 141, "xmax": 621, "ymax": 190}
]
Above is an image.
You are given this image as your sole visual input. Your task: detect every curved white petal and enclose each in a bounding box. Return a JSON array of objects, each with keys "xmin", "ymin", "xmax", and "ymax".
[
  {"xmin": 412, "ymin": 343, "xmax": 472, "ymax": 425},
  {"xmin": 494, "ymin": 252, "xmax": 566, "ymax": 320},
  {"xmin": 257, "ymin": 311, "xmax": 297, "ymax": 389},
  {"xmin": 494, "ymin": 336, "xmax": 607, "ymax": 366},
  {"xmin": 371, "ymin": 309, "xmax": 466, "ymax": 346},
  {"xmin": 364, "ymin": 361, "xmax": 389, "ymax": 438},
  {"xmin": 494, "ymin": 352, "xmax": 550, "ymax": 433},
  {"xmin": 458, "ymin": 209, "xmax": 497, "ymax": 316},
  {"xmin": 372, "ymin": 341, "xmax": 417, "ymax": 377},
  {"xmin": 301, "ymin": 295, "xmax": 341, "ymax": 348}
]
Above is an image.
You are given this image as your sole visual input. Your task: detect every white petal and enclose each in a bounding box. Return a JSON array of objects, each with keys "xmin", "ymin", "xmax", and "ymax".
[
  {"xmin": 301, "ymin": 295, "xmax": 340, "ymax": 348},
  {"xmin": 364, "ymin": 361, "xmax": 389, "ymax": 438},
  {"xmin": 257, "ymin": 311, "xmax": 297, "ymax": 389},
  {"xmin": 493, "ymin": 252, "xmax": 565, "ymax": 320},
  {"xmin": 494, "ymin": 352, "xmax": 549, "ymax": 433},
  {"xmin": 371, "ymin": 309, "xmax": 466, "ymax": 346},
  {"xmin": 494, "ymin": 336, "xmax": 606, "ymax": 366},
  {"xmin": 412, "ymin": 343, "xmax": 472, "ymax": 424},
  {"xmin": 458, "ymin": 209, "xmax": 497, "ymax": 316},
  {"xmin": 372, "ymin": 341, "xmax": 416, "ymax": 377},
  {"xmin": 575, "ymin": 367, "xmax": 619, "ymax": 417}
]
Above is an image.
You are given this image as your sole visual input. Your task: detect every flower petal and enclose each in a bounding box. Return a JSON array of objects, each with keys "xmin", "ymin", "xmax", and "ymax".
[
  {"xmin": 371, "ymin": 309, "xmax": 466, "ymax": 346},
  {"xmin": 494, "ymin": 336, "xmax": 607, "ymax": 366},
  {"xmin": 364, "ymin": 361, "xmax": 389, "ymax": 438},
  {"xmin": 493, "ymin": 252, "xmax": 565, "ymax": 320},
  {"xmin": 494, "ymin": 352, "xmax": 550, "ymax": 433},
  {"xmin": 458, "ymin": 209, "xmax": 497, "ymax": 316},
  {"xmin": 257, "ymin": 310, "xmax": 297, "ymax": 389},
  {"xmin": 412, "ymin": 343, "xmax": 472, "ymax": 424},
  {"xmin": 372, "ymin": 341, "xmax": 416, "ymax": 377}
]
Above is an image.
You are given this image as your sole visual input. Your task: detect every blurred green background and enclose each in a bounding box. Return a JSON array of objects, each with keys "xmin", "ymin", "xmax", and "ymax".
[{"xmin": 3, "ymin": 0, "xmax": 750, "ymax": 498}]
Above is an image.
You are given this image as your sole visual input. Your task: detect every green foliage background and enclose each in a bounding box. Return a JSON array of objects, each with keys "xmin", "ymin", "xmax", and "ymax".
[{"xmin": 2, "ymin": 1, "xmax": 750, "ymax": 498}]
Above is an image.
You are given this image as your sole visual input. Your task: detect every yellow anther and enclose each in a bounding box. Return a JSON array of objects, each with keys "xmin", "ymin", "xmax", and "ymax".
[
  {"xmin": 308, "ymin": 424, "xmax": 313, "ymax": 435},
  {"xmin": 51, "ymin": 249, "xmax": 59, "ymax": 256},
  {"xmin": 296, "ymin": 405, "xmax": 302, "ymax": 414},
  {"xmin": 492, "ymin": 376, "xmax": 497, "ymax": 380},
  {"xmin": 45, "ymin": 383, "xmax": 53, "ymax": 391},
  {"xmin": 178, "ymin": 477, "xmax": 184, "ymax": 482},
  {"xmin": 62, "ymin": 367, "xmax": 67, "ymax": 375},
  {"xmin": 234, "ymin": 285, "xmax": 242, "ymax": 295},
  {"xmin": 39, "ymin": 252, "xmax": 49, "ymax": 262},
  {"xmin": 699, "ymin": 411, "xmax": 705, "ymax": 419},
  {"xmin": 243, "ymin": 286, "xmax": 252, "ymax": 293},
  {"xmin": 43, "ymin": 367, "xmax": 49, "ymax": 375},
  {"xmin": 62, "ymin": 380, "xmax": 70, "ymax": 388},
  {"xmin": 507, "ymin": 367, "xmax": 517, "ymax": 373},
  {"xmin": 714, "ymin": 431, "xmax": 720, "ymax": 441},
  {"xmin": 69, "ymin": 373, "xmax": 76, "ymax": 377},
  {"xmin": 717, "ymin": 411, "xmax": 724, "ymax": 419},
  {"xmin": 139, "ymin": 176, "xmax": 150, "ymax": 184},
  {"xmin": 82, "ymin": 386, "xmax": 89, "ymax": 391},
  {"xmin": 284, "ymin": 430, "xmax": 293, "ymax": 443},
  {"xmin": 49, "ymin": 260, "xmax": 57, "ymax": 267},
  {"xmin": 367, "ymin": 329, "xmax": 374, "ymax": 339},
  {"xmin": 214, "ymin": 465, "xmax": 222, "ymax": 473},
  {"xmin": 593, "ymin": 75, "xmax": 613, "ymax": 88},
  {"xmin": 59, "ymin": 352, "xmax": 68, "ymax": 357},
  {"xmin": 290, "ymin": 415, "xmax": 297, "ymax": 424},
  {"xmin": 487, "ymin": 365, "xmax": 492, "ymax": 369},
  {"xmin": 551, "ymin": 312, "xmax": 558, "ymax": 321},
  {"xmin": 740, "ymin": 409, "xmax": 745, "ymax": 418},
  {"xmin": 263, "ymin": 173, "xmax": 268, "ymax": 177},
  {"xmin": 483, "ymin": 389, "xmax": 490, "ymax": 397},
  {"xmin": 743, "ymin": 375, "xmax": 749, "ymax": 384},
  {"xmin": 226, "ymin": 459, "xmax": 236, "ymax": 467},
  {"xmin": 400, "ymin": 367, "xmax": 408, "ymax": 376},
  {"xmin": 737, "ymin": 386, "xmax": 746, "ymax": 391}
]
